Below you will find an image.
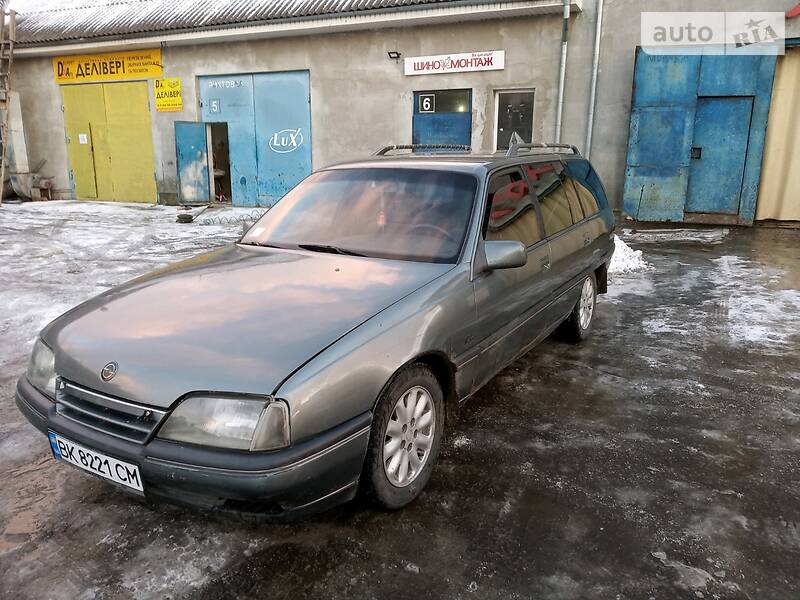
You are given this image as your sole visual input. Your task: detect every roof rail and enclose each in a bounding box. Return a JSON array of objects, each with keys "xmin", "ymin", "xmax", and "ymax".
[
  {"xmin": 373, "ymin": 144, "xmax": 472, "ymax": 156},
  {"xmin": 505, "ymin": 132, "xmax": 580, "ymax": 158}
]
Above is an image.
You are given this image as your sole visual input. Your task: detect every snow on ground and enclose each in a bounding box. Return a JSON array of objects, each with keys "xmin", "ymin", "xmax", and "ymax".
[
  {"xmin": 0, "ymin": 201, "xmax": 254, "ymax": 369},
  {"xmin": 609, "ymin": 235, "xmax": 652, "ymax": 278}
]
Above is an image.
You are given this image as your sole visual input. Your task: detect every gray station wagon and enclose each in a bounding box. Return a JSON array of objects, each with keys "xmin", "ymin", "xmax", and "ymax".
[{"xmin": 16, "ymin": 141, "xmax": 615, "ymax": 517}]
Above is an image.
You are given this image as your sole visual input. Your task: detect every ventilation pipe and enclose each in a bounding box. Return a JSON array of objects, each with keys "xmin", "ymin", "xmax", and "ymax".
[
  {"xmin": 554, "ymin": 0, "xmax": 570, "ymax": 143},
  {"xmin": 585, "ymin": 0, "xmax": 605, "ymax": 158}
]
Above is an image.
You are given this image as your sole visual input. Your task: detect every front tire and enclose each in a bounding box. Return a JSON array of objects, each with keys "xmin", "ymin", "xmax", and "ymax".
[
  {"xmin": 558, "ymin": 273, "xmax": 597, "ymax": 343},
  {"xmin": 363, "ymin": 364, "xmax": 445, "ymax": 510}
]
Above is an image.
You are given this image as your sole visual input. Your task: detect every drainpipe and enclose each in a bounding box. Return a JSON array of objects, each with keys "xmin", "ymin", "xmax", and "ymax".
[
  {"xmin": 585, "ymin": 0, "xmax": 605, "ymax": 158},
  {"xmin": 554, "ymin": 0, "xmax": 570, "ymax": 143}
]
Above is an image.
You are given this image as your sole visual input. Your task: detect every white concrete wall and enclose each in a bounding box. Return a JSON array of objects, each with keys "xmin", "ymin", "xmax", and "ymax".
[{"xmin": 12, "ymin": 0, "xmax": 800, "ymax": 205}]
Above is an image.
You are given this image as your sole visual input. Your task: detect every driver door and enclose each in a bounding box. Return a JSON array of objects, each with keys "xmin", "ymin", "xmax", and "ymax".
[{"xmin": 469, "ymin": 167, "xmax": 554, "ymax": 390}]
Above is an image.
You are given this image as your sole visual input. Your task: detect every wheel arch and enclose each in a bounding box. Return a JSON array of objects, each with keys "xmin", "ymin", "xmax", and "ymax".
[{"xmin": 372, "ymin": 351, "xmax": 459, "ymax": 427}]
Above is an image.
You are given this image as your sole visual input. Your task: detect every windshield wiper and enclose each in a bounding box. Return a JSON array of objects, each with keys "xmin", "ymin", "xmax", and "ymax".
[
  {"xmin": 239, "ymin": 241, "xmax": 284, "ymax": 249},
  {"xmin": 297, "ymin": 243, "xmax": 365, "ymax": 257}
]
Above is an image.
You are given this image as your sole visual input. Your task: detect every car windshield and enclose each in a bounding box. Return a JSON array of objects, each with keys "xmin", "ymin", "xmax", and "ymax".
[{"xmin": 240, "ymin": 168, "xmax": 478, "ymax": 263}]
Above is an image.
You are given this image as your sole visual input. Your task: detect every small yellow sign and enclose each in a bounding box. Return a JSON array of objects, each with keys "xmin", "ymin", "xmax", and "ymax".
[
  {"xmin": 53, "ymin": 49, "xmax": 162, "ymax": 84},
  {"xmin": 154, "ymin": 77, "xmax": 183, "ymax": 112}
]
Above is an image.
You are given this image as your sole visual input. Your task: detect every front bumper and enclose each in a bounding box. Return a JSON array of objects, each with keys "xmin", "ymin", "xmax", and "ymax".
[{"xmin": 15, "ymin": 376, "xmax": 371, "ymax": 518}]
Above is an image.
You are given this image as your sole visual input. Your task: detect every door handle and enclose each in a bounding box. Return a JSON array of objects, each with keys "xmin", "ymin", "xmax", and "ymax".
[{"xmin": 583, "ymin": 234, "xmax": 592, "ymax": 247}]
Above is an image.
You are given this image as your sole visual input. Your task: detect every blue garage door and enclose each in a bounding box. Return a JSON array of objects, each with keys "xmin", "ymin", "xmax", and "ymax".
[
  {"xmin": 412, "ymin": 89, "xmax": 472, "ymax": 149},
  {"xmin": 622, "ymin": 50, "xmax": 776, "ymax": 224},
  {"xmin": 199, "ymin": 71, "xmax": 311, "ymax": 207}
]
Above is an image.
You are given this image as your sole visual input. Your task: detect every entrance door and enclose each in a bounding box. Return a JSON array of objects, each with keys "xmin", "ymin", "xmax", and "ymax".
[
  {"xmin": 199, "ymin": 75, "xmax": 258, "ymax": 206},
  {"xmin": 685, "ymin": 96, "xmax": 754, "ymax": 214},
  {"xmin": 61, "ymin": 81, "xmax": 157, "ymax": 202},
  {"xmin": 175, "ymin": 122, "xmax": 210, "ymax": 203},
  {"xmin": 495, "ymin": 90, "xmax": 534, "ymax": 150},
  {"xmin": 412, "ymin": 89, "xmax": 472, "ymax": 148},
  {"xmin": 253, "ymin": 71, "xmax": 312, "ymax": 205}
]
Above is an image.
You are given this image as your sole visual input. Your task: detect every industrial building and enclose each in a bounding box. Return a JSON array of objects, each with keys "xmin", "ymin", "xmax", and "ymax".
[{"xmin": 5, "ymin": 0, "xmax": 800, "ymax": 224}]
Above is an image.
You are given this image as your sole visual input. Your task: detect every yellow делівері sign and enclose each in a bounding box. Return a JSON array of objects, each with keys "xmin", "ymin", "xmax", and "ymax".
[
  {"xmin": 53, "ymin": 49, "xmax": 163, "ymax": 84},
  {"xmin": 154, "ymin": 78, "xmax": 183, "ymax": 112}
]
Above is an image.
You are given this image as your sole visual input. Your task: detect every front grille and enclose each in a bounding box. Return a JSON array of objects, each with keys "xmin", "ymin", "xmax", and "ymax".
[{"xmin": 55, "ymin": 378, "xmax": 167, "ymax": 444}]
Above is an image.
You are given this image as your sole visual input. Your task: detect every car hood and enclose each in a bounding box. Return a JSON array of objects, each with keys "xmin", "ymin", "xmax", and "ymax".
[{"xmin": 44, "ymin": 245, "xmax": 452, "ymax": 408}]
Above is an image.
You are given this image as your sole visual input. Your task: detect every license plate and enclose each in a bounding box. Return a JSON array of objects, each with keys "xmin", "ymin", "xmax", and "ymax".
[{"xmin": 48, "ymin": 431, "xmax": 144, "ymax": 492}]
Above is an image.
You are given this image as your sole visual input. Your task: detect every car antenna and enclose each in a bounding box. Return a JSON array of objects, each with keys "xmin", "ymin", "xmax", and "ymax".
[{"xmin": 506, "ymin": 132, "xmax": 524, "ymax": 158}]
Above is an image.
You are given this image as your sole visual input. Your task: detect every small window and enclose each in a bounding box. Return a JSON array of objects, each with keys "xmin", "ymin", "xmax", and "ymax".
[
  {"xmin": 484, "ymin": 169, "xmax": 542, "ymax": 247},
  {"xmin": 525, "ymin": 162, "xmax": 573, "ymax": 237},
  {"xmin": 495, "ymin": 90, "xmax": 534, "ymax": 151},
  {"xmin": 414, "ymin": 89, "xmax": 471, "ymax": 114}
]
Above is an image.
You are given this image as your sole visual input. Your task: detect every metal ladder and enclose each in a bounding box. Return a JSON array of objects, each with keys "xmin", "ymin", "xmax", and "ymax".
[{"xmin": 0, "ymin": 10, "xmax": 15, "ymax": 207}]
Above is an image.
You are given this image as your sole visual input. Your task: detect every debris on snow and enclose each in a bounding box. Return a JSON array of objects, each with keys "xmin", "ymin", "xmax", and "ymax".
[
  {"xmin": 622, "ymin": 227, "xmax": 730, "ymax": 245},
  {"xmin": 609, "ymin": 235, "xmax": 652, "ymax": 277}
]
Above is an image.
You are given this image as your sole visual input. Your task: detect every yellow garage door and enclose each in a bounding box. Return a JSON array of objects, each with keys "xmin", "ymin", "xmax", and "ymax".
[
  {"xmin": 61, "ymin": 81, "xmax": 156, "ymax": 203},
  {"xmin": 62, "ymin": 84, "xmax": 104, "ymax": 199},
  {"xmin": 756, "ymin": 47, "xmax": 800, "ymax": 221}
]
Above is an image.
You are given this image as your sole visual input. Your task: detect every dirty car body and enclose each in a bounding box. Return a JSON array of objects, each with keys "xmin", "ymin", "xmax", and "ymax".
[{"xmin": 16, "ymin": 148, "xmax": 615, "ymax": 517}]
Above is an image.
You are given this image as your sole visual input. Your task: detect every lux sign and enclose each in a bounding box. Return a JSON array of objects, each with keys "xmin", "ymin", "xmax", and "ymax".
[
  {"xmin": 269, "ymin": 128, "xmax": 304, "ymax": 153},
  {"xmin": 404, "ymin": 50, "xmax": 505, "ymax": 76}
]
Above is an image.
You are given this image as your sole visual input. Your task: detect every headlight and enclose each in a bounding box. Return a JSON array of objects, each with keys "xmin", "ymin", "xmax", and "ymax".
[
  {"xmin": 27, "ymin": 339, "xmax": 56, "ymax": 399},
  {"xmin": 157, "ymin": 396, "xmax": 290, "ymax": 451}
]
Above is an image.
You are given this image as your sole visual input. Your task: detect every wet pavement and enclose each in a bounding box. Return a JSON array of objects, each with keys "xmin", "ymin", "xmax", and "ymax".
[{"xmin": 1, "ymin": 207, "xmax": 799, "ymax": 599}]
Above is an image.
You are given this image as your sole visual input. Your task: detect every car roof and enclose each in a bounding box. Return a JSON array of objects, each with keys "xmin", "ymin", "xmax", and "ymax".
[{"xmin": 323, "ymin": 151, "xmax": 583, "ymax": 175}]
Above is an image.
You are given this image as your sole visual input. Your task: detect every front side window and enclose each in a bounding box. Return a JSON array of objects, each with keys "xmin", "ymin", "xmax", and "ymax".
[
  {"xmin": 525, "ymin": 162, "xmax": 573, "ymax": 237},
  {"xmin": 240, "ymin": 168, "xmax": 477, "ymax": 263},
  {"xmin": 484, "ymin": 169, "xmax": 542, "ymax": 247}
]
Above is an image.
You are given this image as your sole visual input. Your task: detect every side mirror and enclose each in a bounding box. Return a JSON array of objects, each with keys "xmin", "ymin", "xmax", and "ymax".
[{"xmin": 483, "ymin": 240, "xmax": 527, "ymax": 271}]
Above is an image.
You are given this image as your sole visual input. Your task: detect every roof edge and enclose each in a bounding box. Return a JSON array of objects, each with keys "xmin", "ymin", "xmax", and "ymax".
[{"xmin": 16, "ymin": 0, "xmax": 582, "ymax": 57}]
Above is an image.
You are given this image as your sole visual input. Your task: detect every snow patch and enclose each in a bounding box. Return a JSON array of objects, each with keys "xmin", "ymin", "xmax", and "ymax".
[
  {"xmin": 609, "ymin": 235, "xmax": 652, "ymax": 277},
  {"xmin": 651, "ymin": 551, "xmax": 715, "ymax": 590},
  {"xmin": 0, "ymin": 201, "xmax": 242, "ymax": 370},
  {"xmin": 452, "ymin": 434, "xmax": 472, "ymax": 449}
]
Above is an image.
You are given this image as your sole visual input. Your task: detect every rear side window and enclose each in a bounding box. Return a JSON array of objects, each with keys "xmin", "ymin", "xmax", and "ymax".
[
  {"xmin": 525, "ymin": 162, "xmax": 572, "ymax": 237},
  {"xmin": 573, "ymin": 179, "xmax": 600, "ymax": 216},
  {"xmin": 564, "ymin": 159, "xmax": 607, "ymax": 213},
  {"xmin": 484, "ymin": 168, "xmax": 542, "ymax": 247},
  {"xmin": 565, "ymin": 179, "xmax": 585, "ymax": 223}
]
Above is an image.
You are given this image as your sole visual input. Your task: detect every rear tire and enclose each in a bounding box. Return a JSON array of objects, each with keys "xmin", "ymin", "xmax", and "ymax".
[
  {"xmin": 558, "ymin": 273, "xmax": 597, "ymax": 343},
  {"xmin": 363, "ymin": 364, "xmax": 445, "ymax": 510}
]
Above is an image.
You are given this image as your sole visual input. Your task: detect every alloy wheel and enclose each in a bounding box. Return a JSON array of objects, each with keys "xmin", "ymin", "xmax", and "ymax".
[
  {"xmin": 383, "ymin": 385, "xmax": 435, "ymax": 487},
  {"xmin": 579, "ymin": 277, "xmax": 595, "ymax": 330}
]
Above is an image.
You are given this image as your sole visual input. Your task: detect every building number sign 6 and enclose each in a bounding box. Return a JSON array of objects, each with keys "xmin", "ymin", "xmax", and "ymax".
[{"xmin": 419, "ymin": 94, "xmax": 435, "ymax": 113}]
